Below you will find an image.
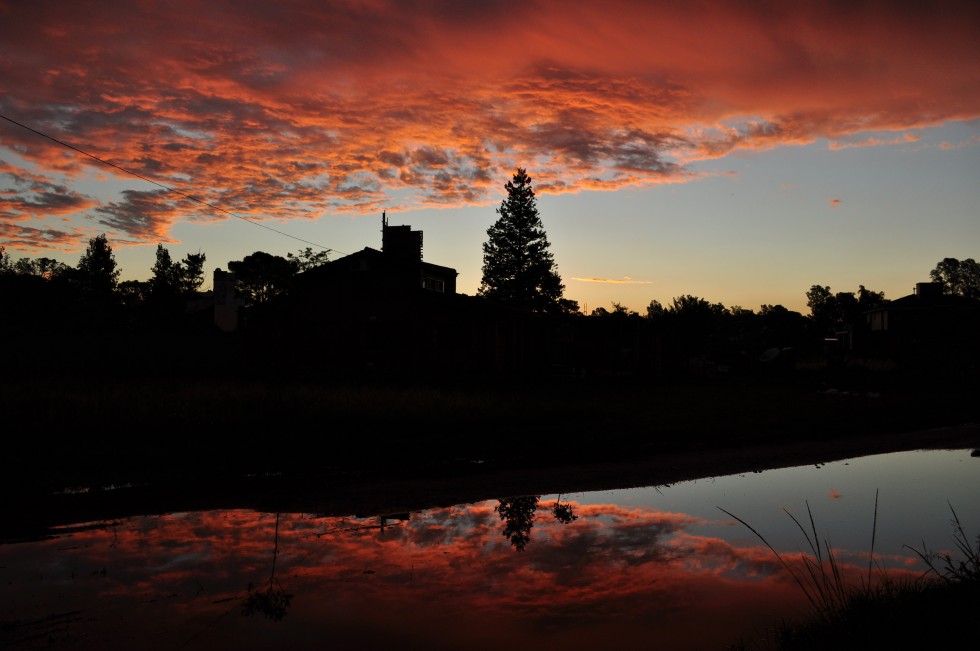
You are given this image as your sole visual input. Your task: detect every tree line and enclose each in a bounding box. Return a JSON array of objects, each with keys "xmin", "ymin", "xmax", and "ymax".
[
  {"xmin": 1, "ymin": 166, "xmax": 977, "ymax": 377},
  {"xmin": 478, "ymin": 168, "xmax": 979, "ymax": 327},
  {"xmin": 0, "ymin": 237, "xmax": 332, "ymax": 324}
]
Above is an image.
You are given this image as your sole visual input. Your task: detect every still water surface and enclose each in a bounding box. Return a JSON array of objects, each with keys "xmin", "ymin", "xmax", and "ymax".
[{"xmin": 2, "ymin": 448, "xmax": 977, "ymax": 650}]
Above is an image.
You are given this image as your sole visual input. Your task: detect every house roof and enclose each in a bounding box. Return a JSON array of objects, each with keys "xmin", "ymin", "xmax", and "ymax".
[
  {"xmin": 290, "ymin": 246, "xmax": 458, "ymax": 298},
  {"xmin": 306, "ymin": 247, "xmax": 457, "ymax": 276},
  {"xmin": 875, "ymin": 292, "xmax": 980, "ymax": 311}
]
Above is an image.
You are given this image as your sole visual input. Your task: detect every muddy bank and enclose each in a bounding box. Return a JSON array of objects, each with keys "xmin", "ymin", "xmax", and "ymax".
[
  {"xmin": 6, "ymin": 421, "xmax": 977, "ymax": 545},
  {"xmin": 239, "ymin": 421, "xmax": 980, "ymax": 516}
]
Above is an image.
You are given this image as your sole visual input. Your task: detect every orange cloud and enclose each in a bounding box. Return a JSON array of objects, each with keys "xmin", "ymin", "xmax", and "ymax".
[
  {"xmin": 1, "ymin": 1, "xmax": 979, "ymax": 252},
  {"xmin": 940, "ymin": 135, "xmax": 980, "ymax": 151},
  {"xmin": 828, "ymin": 133, "xmax": 920, "ymax": 150},
  {"xmin": 572, "ymin": 277, "xmax": 654, "ymax": 284},
  {"xmin": 0, "ymin": 161, "xmax": 98, "ymax": 219}
]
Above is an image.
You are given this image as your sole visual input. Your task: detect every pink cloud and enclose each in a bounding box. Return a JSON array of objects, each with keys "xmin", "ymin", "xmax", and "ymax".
[
  {"xmin": 1, "ymin": 0, "xmax": 979, "ymax": 252},
  {"xmin": 0, "ymin": 161, "xmax": 98, "ymax": 219}
]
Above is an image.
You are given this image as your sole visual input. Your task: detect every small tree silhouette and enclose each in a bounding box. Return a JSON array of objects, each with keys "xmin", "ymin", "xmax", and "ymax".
[
  {"xmin": 552, "ymin": 494, "xmax": 578, "ymax": 524},
  {"xmin": 496, "ymin": 496, "xmax": 539, "ymax": 551},
  {"xmin": 242, "ymin": 513, "xmax": 293, "ymax": 621}
]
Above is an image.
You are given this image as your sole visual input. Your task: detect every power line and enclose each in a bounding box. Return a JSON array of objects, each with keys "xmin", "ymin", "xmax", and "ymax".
[{"xmin": 0, "ymin": 112, "xmax": 335, "ymax": 252}]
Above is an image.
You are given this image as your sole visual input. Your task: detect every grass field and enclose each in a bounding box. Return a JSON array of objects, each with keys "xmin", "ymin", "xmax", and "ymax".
[{"xmin": 5, "ymin": 366, "xmax": 977, "ymax": 494}]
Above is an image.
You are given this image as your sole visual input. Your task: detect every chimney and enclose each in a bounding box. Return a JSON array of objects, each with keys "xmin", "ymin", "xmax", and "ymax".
[
  {"xmin": 213, "ymin": 268, "xmax": 239, "ymax": 332},
  {"xmin": 381, "ymin": 212, "xmax": 423, "ymax": 262},
  {"xmin": 914, "ymin": 282, "xmax": 943, "ymax": 300}
]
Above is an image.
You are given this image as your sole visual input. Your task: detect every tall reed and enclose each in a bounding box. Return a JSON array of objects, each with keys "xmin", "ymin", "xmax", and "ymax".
[
  {"xmin": 723, "ymin": 495, "xmax": 979, "ymax": 650},
  {"xmin": 905, "ymin": 501, "xmax": 980, "ymax": 583},
  {"xmin": 718, "ymin": 489, "xmax": 881, "ymax": 619}
]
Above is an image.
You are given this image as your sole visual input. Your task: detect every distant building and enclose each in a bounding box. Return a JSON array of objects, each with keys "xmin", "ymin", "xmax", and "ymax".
[
  {"xmin": 212, "ymin": 268, "xmax": 240, "ymax": 333},
  {"xmin": 864, "ymin": 281, "xmax": 980, "ymax": 374}
]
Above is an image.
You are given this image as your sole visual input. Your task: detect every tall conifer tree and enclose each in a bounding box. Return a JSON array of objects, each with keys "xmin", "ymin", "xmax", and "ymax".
[{"xmin": 479, "ymin": 168, "xmax": 571, "ymax": 314}]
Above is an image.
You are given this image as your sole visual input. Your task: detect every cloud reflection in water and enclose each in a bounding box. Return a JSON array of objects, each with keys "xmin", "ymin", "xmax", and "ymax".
[{"xmin": 0, "ymin": 497, "xmax": 922, "ymax": 650}]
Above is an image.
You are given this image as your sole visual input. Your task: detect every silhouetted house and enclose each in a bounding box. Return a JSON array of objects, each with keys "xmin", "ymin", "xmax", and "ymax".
[
  {"xmin": 864, "ymin": 282, "xmax": 980, "ymax": 374},
  {"xmin": 300, "ymin": 213, "xmax": 458, "ymax": 298},
  {"xmin": 240, "ymin": 214, "xmax": 562, "ymax": 378}
]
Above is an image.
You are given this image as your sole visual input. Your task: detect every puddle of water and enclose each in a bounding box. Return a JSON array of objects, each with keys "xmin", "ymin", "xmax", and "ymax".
[{"xmin": 1, "ymin": 448, "xmax": 977, "ymax": 650}]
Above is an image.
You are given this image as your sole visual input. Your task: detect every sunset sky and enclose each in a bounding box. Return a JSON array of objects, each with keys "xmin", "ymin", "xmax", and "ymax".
[{"xmin": 2, "ymin": 0, "xmax": 978, "ymax": 314}]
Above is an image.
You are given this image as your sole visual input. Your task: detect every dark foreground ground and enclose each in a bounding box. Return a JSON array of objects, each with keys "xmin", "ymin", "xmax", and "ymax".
[{"xmin": 3, "ymin": 366, "xmax": 978, "ymax": 544}]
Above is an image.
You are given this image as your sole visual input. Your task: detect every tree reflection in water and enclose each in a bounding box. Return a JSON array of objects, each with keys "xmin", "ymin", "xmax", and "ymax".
[
  {"xmin": 496, "ymin": 495, "xmax": 579, "ymax": 550},
  {"xmin": 552, "ymin": 494, "xmax": 579, "ymax": 524},
  {"xmin": 242, "ymin": 512, "xmax": 294, "ymax": 621},
  {"xmin": 495, "ymin": 496, "xmax": 538, "ymax": 551}
]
